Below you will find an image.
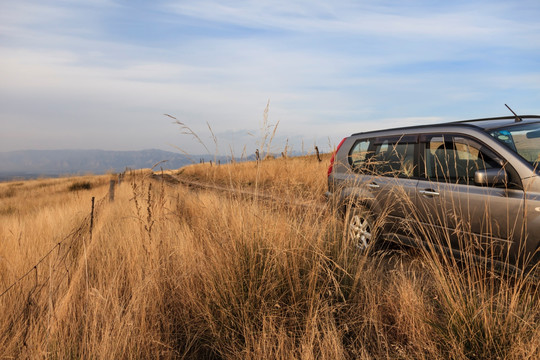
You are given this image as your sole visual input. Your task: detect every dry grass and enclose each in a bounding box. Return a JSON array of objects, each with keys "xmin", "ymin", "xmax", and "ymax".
[
  {"xmin": 0, "ymin": 159, "xmax": 539, "ymax": 359},
  {"xmin": 178, "ymin": 154, "xmax": 331, "ymax": 199}
]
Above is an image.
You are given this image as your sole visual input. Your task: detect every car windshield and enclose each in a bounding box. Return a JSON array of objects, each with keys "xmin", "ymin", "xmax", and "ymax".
[{"xmin": 489, "ymin": 122, "xmax": 540, "ymax": 169}]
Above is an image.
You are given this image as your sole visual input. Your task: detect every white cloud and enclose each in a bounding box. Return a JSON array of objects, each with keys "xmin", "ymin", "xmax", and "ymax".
[{"xmin": 165, "ymin": 0, "xmax": 535, "ymax": 45}]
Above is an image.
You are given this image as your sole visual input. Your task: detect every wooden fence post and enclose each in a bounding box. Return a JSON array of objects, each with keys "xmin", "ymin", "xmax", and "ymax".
[
  {"xmin": 90, "ymin": 196, "xmax": 95, "ymax": 241},
  {"xmin": 315, "ymin": 146, "xmax": 322, "ymax": 162},
  {"xmin": 109, "ymin": 180, "xmax": 115, "ymax": 202}
]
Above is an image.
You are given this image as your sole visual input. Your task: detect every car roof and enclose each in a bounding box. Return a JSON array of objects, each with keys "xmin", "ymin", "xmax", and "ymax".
[{"xmin": 351, "ymin": 115, "xmax": 540, "ymax": 136}]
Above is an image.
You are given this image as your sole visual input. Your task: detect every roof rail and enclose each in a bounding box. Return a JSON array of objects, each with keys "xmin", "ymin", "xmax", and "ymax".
[
  {"xmin": 450, "ymin": 115, "xmax": 540, "ymax": 124},
  {"xmin": 350, "ymin": 115, "xmax": 540, "ymax": 136}
]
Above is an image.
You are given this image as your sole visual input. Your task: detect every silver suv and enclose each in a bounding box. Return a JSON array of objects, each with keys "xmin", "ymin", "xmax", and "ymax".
[{"xmin": 327, "ymin": 115, "xmax": 540, "ymax": 270}]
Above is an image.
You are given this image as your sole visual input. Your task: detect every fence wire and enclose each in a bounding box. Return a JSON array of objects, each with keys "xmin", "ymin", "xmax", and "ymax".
[{"xmin": 0, "ymin": 194, "xmax": 107, "ymax": 299}]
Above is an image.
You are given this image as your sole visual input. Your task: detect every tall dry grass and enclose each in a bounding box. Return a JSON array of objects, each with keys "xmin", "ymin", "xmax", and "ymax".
[
  {"xmin": 179, "ymin": 154, "xmax": 331, "ymax": 200},
  {"xmin": 0, "ymin": 159, "xmax": 539, "ymax": 359}
]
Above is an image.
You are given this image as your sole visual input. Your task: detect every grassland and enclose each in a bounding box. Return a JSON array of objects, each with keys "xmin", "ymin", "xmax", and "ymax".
[{"xmin": 1, "ymin": 157, "xmax": 539, "ymax": 359}]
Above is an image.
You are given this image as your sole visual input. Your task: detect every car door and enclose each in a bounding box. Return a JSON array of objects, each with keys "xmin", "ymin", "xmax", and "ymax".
[
  {"xmin": 360, "ymin": 135, "xmax": 419, "ymax": 236},
  {"xmin": 414, "ymin": 133, "xmax": 525, "ymax": 262}
]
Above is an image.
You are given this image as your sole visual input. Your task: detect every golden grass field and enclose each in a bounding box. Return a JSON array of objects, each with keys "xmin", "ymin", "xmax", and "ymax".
[{"xmin": 1, "ymin": 155, "xmax": 540, "ymax": 359}]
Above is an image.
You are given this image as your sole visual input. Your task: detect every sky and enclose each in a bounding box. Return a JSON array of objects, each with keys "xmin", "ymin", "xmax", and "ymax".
[{"xmin": 1, "ymin": 0, "xmax": 540, "ymax": 156}]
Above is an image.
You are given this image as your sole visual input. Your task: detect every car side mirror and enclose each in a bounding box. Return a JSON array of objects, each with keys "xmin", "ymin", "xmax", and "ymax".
[{"xmin": 474, "ymin": 168, "xmax": 508, "ymax": 186}]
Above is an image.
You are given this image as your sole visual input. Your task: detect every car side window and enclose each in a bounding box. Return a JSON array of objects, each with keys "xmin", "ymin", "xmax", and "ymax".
[
  {"xmin": 423, "ymin": 134, "xmax": 501, "ymax": 184},
  {"xmin": 348, "ymin": 139, "xmax": 372, "ymax": 171},
  {"xmin": 370, "ymin": 140, "xmax": 416, "ymax": 178}
]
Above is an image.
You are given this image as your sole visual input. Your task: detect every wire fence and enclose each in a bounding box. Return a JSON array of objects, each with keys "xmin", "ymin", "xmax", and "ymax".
[
  {"xmin": 0, "ymin": 196, "xmax": 105, "ymax": 298},
  {"xmin": 154, "ymin": 173, "xmax": 328, "ymax": 211},
  {"xmin": 0, "ymin": 193, "xmax": 109, "ymax": 351}
]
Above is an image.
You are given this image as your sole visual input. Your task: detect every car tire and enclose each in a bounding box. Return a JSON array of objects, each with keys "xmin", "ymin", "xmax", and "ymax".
[{"xmin": 345, "ymin": 205, "xmax": 377, "ymax": 252}]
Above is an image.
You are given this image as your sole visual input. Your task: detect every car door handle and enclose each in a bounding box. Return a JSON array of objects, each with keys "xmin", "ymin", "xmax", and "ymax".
[
  {"xmin": 419, "ymin": 189, "xmax": 439, "ymax": 197},
  {"xmin": 368, "ymin": 182, "xmax": 380, "ymax": 188}
]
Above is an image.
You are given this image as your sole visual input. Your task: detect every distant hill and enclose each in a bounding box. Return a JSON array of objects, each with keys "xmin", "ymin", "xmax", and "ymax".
[{"xmin": 0, "ymin": 149, "xmax": 232, "ymax": 181}]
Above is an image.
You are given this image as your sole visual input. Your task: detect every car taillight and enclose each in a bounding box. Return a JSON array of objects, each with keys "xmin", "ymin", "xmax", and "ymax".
[{"xmin": 327, "ymin": 137, "xmax": 347, "ymax": 176}]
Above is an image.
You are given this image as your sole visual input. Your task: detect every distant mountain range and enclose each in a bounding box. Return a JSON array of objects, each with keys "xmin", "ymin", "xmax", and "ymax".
[{"xmin": 0, "ymin": 149, "xmax": 235, "ymax": 181}]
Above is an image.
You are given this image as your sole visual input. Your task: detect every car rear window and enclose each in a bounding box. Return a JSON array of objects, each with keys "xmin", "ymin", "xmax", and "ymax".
[{"xmin": 348, "ymin": 139, "xmax": 372, "ymax": 170}]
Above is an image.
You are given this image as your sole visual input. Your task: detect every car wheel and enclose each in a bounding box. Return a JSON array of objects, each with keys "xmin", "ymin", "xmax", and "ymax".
[{"xmin": 346, "ymin": 205, "xmax": 376, "ymax": 251}]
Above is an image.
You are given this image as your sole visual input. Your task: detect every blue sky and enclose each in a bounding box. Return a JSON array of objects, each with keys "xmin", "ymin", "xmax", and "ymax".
[{"xmin": 1, "ymin": 0, "xmax": 540, "ymax": 155}]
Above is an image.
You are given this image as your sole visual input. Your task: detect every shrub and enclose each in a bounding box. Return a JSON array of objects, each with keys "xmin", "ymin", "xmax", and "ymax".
[{"xmin": 68, "ymin": 181, "xmax": 92, "ymax": 191}]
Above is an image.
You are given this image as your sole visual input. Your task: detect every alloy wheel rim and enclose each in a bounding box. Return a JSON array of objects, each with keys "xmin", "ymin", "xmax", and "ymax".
[{"xmin": 349, "ymin": 214, "xmax": 372, "ymax": 250}]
